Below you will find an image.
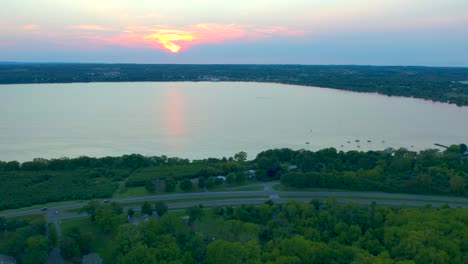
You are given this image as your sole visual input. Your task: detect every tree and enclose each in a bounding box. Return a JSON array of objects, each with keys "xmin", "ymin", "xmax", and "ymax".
[
  {"xmin": 186, "ymin": 205, "xmax": 204, "ymax": 224},
  {"xmin": 22, "ymin": 235, "xmax": 48, "ymax": 264},
  {"xmin": 180, "ymin": 179, "xmax": 193, "ymax": 191},
  {"xmin": 154, "ymin": 201, "xmax": 168, "ymax": 217},
  {"xmin": 205, "ymin": 177, "xmax": 216, "ymax": 189},
  {"xmin": 460, "ymin": 144, "xmax": 467, "ymax": 154},
  {"xmin": 141, "ymin": 201, "xmax": 153, "ymax": 216},
  {"xmin": 80, "ymin": 200, "xmax": 100, "ymax": 221},
  {"xmin": 144, "ymin": 180, "xmax": 155, "ymax": 193},
  {"xmin": 95, "ymin": 205, "xmax": 121, "ymax": 233},
  {"xmin": 118, "ymin": 243, "xmax": 156, "ymax": 264},
  {"xmin": 226, "ymin": 173, "xmax": 236, "ymax": 185},
  {"xmin": 206, "ymin": 240, "xmax": 260, "ymax": 264},
  {"xmin": 235, "ymin": 171, "xmax": 246, "ymax": 185},
  {"xmin": 234, "ymin": 151, "xmax": 248, "ymax": 162},
  {"xmin": 198, "ymin": 176, "xmax": 206, "ymax": 188},
  {"xmin": 127, "ymin": 208, "xmax": 135, "ymax": 217},
  {"xmin": 165, "ymin": 178, "xmax": 176, "ymax": 192},
  {"xmin": 449, "ymin": 176, "xmax": 464, "ymax": 194}
]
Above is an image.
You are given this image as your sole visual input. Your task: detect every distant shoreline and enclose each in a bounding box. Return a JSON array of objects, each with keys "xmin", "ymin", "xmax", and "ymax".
[{"xmin": 1, "ymin": 64, "xmax": 468, "ymax": 106}]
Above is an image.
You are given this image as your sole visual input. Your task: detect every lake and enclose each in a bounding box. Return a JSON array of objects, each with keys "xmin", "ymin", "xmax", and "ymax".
[{"xmin": 0, "ymin": 82, "xmax": 467, "ymax": 161}]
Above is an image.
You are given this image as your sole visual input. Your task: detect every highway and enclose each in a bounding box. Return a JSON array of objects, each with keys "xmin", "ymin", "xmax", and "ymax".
[{"xmin": 1, "ymin": 183, "xmax": 467, "ymax": 233}]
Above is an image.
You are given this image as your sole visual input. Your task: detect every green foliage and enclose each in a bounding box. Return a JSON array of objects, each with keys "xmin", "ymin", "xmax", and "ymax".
[
  {"xmin": 179, "ymin": 179, "xmax": 193, "ymax": 191},
  {"xmin": 0, "ymin": 215, "xmax": 49, "ymax": 262},
  {"xmin": 234, "ymin": 151, "xmax": 248, "ymax": 162},
  {"xmin": 144, "ymin": 180, "xmax": 155, "ymax": 193},
  {"xmin": 272, "ymin": 147, "xmax": 467, "ymax": 196},
  {"xmin": 154, "ymin": 201, "xmax": 168, "ymax": 217},
  {"xmin": 127, "ymin": 208, "xmax": 135, "ymax": 217},
  {"xmin": 56, "ymin": 200, "xmax": 468, "ymax": 264},
  {"xmin": 141, "ymin": 201, "xmax": 153, "ymax": 216},
  {"xmin": 186, "ymin": 206, "xmax": 204, "ymax": 224},
  {"xmin": 22, "ymin": 235, "xmax": 49, "ymax": 264},
  {"xmin": 0, "ymin": 171, "xmax": 117, "ymax": 210},
  {"xmin": 235, "ymin": 171, "xmax": 247, "ymax": 184},
  {"xmin": 47, "ymin": 223, "xmax": 58, "ymax": 247},
  {"xmin": 126, "ymin": 164, "xmax": 203, "ymax": 187},
  {"xmin": 60, "ymin": 227, "xmax": 92, "ymax": 260},
  {"xmin": 206, "ymin": 240, "xmax": 260, "ymax": 264},
  {"xmin": 95, "ymin": 204, "xmax": 122, "ymax": 233}
]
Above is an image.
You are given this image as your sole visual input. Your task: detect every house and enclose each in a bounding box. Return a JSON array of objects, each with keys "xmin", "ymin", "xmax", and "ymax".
[
  {"xmin": 216, "ymin": 176, "xmax": 226, "ymax": 181},
  {"xmin": 463, "ymin": 151, "xmax": 468, "ymax": 157},
  {"xmin": 190, "ymin": 178, "xmax": 199, "ymax": 185},
  {"xmin": 247, "ymin": 170, "xmax": 256, "ymax": 179},
  {"xmin": 82, "ymin": 253, "xmax": 103, "ymax": 264},
  {"xmin": 128, "ymin": 214, "xmax": 158, "ymax": 225},
  {"xmin": 0, "ymin": 255, "xmax": 16, "ymax": 264}
]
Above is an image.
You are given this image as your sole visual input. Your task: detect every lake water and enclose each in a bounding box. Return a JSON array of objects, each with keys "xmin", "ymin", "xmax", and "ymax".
[{"xmin": 0, "ymin": 82, "xmax": 467, "ymax": 161}]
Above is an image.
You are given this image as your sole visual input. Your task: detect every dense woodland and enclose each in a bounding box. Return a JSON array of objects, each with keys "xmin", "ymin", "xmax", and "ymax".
[
  {"xmin": 0, "ymin": 145, "xmax": 467, "ymax": 210},
  {"xmin": 0, "ymin": 215, "xmax": 57, "ymax": 264},
  {"xmin": 1, "ymin": 64, "xmax": 468, "ymax": 105},
  {"xmin": 60, "ymin": 200, "xmax": 468, "ymax": 263}
]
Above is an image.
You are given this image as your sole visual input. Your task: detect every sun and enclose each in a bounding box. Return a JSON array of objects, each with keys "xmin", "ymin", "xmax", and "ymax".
[{"xmin": 143, "ymin": 30, "xmax": 196, "ymax": 53}]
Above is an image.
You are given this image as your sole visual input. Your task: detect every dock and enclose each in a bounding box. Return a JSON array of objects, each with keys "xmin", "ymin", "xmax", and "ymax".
[{"xmin": 434, "ymin": 143, "xmax": 449, "ymax": 149}]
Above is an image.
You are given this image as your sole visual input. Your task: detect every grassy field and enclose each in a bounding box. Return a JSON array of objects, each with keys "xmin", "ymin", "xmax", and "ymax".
[
  {"xmin": 226, "ymin": 185, "xmax": 263, "ymax": 191},
  {"xmin": 112, "ymin": 185, "xmax": 151, "ymax": 199}
]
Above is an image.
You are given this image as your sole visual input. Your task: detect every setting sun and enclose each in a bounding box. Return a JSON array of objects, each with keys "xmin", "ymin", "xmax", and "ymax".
[{"xmin": 143, "ymin": 30, "xmax": 196, "ymax": 53}]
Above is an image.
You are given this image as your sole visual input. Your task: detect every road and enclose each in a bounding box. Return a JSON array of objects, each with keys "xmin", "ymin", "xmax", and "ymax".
[{"xmin": 1, "ymin": 183, "xmax": 467, "ymax": 231}]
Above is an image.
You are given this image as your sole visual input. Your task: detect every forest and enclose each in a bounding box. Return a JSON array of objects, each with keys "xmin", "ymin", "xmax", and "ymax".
[
  {"xmin": 0, "ymin": 215, "xmax": 57, "ymax": 264},
  {"xmin": 5, "ymin": 199, "xmax": 465, "ymax": 263},
  {"xmin": 0, "ymin": 145, "xmax": 467, "ymax": 210},
  {"xmin": 1, "ymin": 63, "xmax": 468, "ymax": 106}
]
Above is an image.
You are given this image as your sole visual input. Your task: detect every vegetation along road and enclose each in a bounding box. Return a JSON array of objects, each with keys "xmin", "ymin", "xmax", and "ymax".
[{"xmin": 2, "ymin": 182, "xmax": 467, "ymax": 236}]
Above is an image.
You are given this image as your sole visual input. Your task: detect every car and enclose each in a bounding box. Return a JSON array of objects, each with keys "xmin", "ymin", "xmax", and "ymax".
[
  {"xmin": 40, "ymin": 207, "xmax": 48, "ymax": 211},
  {"xmin": 103, "ymin": 200, "xmax": 110, "ymax": 204}
]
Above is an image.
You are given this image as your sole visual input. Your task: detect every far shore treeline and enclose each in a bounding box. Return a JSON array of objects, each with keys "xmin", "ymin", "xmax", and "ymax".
[
  {"xmin": 1, "ymin": 64, "xmax": 468, "ymax": 106},
  {"xmin": 0, "ymin": 144, "xmax": 467, "ymax": 210}
]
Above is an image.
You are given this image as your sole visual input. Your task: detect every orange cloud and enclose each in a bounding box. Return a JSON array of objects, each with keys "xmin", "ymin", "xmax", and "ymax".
[
  {"xmin": 120, "ymin": 23, "xmax": 303, "ymax": 53},
  {"xmin": 78, "ymin": 23, "xmax": 306, "ymax": 53},
  {"xmin": 22, "ymin": 24, "xmax": 40, "ymax": 31},
  {"xmin": 70, "ymin": 25, "xmax": 112, "ymax": 31}
]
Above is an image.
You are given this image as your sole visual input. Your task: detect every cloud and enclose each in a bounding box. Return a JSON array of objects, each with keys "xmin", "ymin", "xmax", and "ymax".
[
  {"xmin": 69, "ymin": 25, "xmax": 112, "ymax": 31},
  {"xmin": 22, "ymin": 24, "xmax": 40, "ymax": 31},
  {"xmin": 86, "ymin": 23, "xmax": 307, "ymax": 53}
]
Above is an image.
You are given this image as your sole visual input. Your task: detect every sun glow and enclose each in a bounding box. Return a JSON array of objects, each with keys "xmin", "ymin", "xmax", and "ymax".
[
  {"xmin": 72, "ymin": 23, "xmax": 306, "ymax": 54},
  {"xmin": 143, "ymin": 30, "xmax": 196, "ymax": 53}
]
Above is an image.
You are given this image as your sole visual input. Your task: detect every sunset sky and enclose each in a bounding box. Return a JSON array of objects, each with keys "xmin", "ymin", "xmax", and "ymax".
[{"xmin": 1, "ymin": 0, "xmax": 468, "ymax": 65}]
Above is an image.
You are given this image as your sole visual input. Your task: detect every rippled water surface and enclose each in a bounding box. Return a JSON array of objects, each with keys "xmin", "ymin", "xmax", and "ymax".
[{"xmin": 1, "ymin": 82, "xmax": 467, "ymax": 161}]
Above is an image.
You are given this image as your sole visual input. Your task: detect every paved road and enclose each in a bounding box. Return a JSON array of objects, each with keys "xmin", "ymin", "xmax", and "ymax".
[
  {"xmin": 2, "ymin": 182, "xmax": 464, "ymax": 264},
  {"xmin": 1, "ymin": 183, "xmax": 467, "ymax": 222}
]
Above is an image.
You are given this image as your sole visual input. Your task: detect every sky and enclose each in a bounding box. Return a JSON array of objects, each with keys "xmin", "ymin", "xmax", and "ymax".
[{"xmin": 1, "ymin": 0, "xmax": 468, "ymax": 66}]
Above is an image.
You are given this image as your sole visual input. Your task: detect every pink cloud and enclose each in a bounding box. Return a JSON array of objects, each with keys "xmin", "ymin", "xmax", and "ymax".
[{"xmin": 83, "ymin": 23, "xmax": 306, "ymax": 53}]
